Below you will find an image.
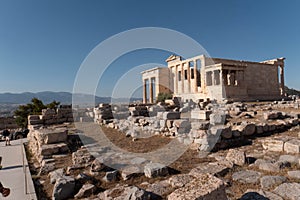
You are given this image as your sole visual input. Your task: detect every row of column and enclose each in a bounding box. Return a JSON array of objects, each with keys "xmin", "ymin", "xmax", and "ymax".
[{"xmin": 173, "ymin": 59, "xmax": 200, "ymax": 94}]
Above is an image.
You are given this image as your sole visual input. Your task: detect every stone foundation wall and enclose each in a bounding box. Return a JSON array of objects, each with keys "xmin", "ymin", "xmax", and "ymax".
[{"xmin": 28, "ymin": 107, "xmax": 73, "ymax": 130}]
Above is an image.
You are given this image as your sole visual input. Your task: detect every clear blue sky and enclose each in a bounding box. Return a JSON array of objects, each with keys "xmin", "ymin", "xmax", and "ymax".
[{"xmin": 0, "ymin": 0, "xmax": 299, "ymax": 97}]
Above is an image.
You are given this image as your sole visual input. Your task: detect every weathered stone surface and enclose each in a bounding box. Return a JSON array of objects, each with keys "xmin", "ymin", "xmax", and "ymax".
[
  {"xmin": 39, "ymin": 161, "xmax": 55, "ymax": 175},
  {"xmin": 221, "ymin": 126, "xmax": 232, "ymax": 139},
  {"xmin": 103, "ymin": 170, "xmax": 119, "ymax": 182},
  {"xmin": 144, "ymin": 163, "xmax": 169, "ymax": 178},
  {"xmin": 168, "ymin": 174, "xmax": 194, "ymax": 188},
  {"xmin": 74, "ymin": 183, "xmax": 96, "ymax": 199},
  {"xmin": 288, "ymin": 171, "xmax": 300, "ymax": 179},
  {"xmin": 273, "ymin": 183, "xmax": 300, "ymax": 200},
  {"xmin": 226, "ymin": 149, "xmax": 246, "ymax": 166},
  {"xmin": 40, "ymin": 143, "xmax": 69, "ymax": 156},
  {"xmin": 72, "ymin": 148, "xmax": 94, "ymax": 166},
  {"xmin": 48, "ymin": 168, "xmax": 64, "ymax": 184},
  {"xmin": 146, "ymin": 180, "xmax": 173, "ymax": 197},
  {"xmin": 237, "ymin": 123, "xmax": 256, "ymax": 136},
  {"xmin": 99, "ymin": 185, "xmax": 153, "ymax": 200},
  {"xmin": 262, "ymin": 138, "xmax": 285, "ymax": 152},
  {"xmin": 189, "ymin": 162, "xmax": 229, "ymax": 177},
  {"xmin": 162, "ymin": 112, "xmax": 180, "ymax": 120},
  {"xmin": 210, "ymin": 112, "xmax": 226, "ymax": 125},
  {"xmin": 284, "ymin": 139, "xmax": 300, "ymax": 153},
  {"xmin": 260, "ymin": 176, "xmax": 286, "ymax": 189},
  {"xmin": 278, "ymin": 155, "xmax": 299, "ymax": 164},
  {"xmin": 191, "ymin": 109, "xmax": 212, "ymax": 120},
  {"xmin": 232, "ymin": 170, "xmax": 261, "ymax": 184},
  {"xmin": 258, "ymin": 162, "xmax": 280, "ymax": 172},
  {"xmin": 167, "ymin": 173, "xmax": 227, "ymax": 200},
  {"xmin": 121, "ymin": 166, "xmax": 143, "ymax": 180},
  {"xmin": 90, "ymin": 159, "xmax": 105, "ymax": 172},
  {"xmin": 52, "ymin": 176, "xmax": 75, "ymax": 200},
  {"xmin": 263, "ymin": 111, "xmax": 282, "ymax": 120}
]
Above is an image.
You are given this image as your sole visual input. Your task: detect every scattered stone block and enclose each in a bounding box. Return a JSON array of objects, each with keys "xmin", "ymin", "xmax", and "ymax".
[
  {"xmin": 278, "ymin": 155, "xmax": 299, "ymax": 164},
  {"xmin": 284, "ymin": 139, "xmax": 300, "ymax": 154},
  {"xmin": 210, "ymin": 112, "xmax": 226, "ymax": 125},
  {"xmin": 52, "ymin": 176, "xmax": 75, "ymax": 200},
  {"xmin": 260, "ymin": 176, "xmax": 286, "ymax": 189},
  {"xmin": 144, "ymin": 163, "xmax": 169, "ymax": 178},
  {"xmin": 146, "ymin": 180, "xmax": 173, "ymax": 197},
  {"xmin": 236, "ymin": 123, "xmax": 256, "ymax": 136},
  {"xmin": 74, "ymin": 183, "xmax": 96, "ymax": 199},
  {"xmin": 191, "ymin": 109, "xmax": 212, "ymax": 120},
  {"xmin": 273, "ymin": 183, "xmax": 300, "ymax": 200},
  {"xmin": 288, "ymin": 171, "xmax": 300, "ymax": 179},
  {"xmin": 262, "ymin": 138, "xmax": 285, "ymax": 152},
  {"xmin": 232, "ymin": 170, "xmax": 261, "ymax": 184},
  {"xmin": 189, "ymin": 162, "xmax": 229, "ymax": 177},
  {"xmin": 49, "ymin": 168, "xmax": 65, "ymax": 184},
  {"xmin": 226, "ymin": 149, "xmax": 246, "ymax": 166},
  {"xmin": 168, "ymin": 174, "xmax": 194, "ymax": 188},
  {"xmin": 121, "ymin": 166, "xmax": 143, "ymax": 180},
  {"xmin": 167, "ymin": 173, "xmax": 227, "ymax": 200}
]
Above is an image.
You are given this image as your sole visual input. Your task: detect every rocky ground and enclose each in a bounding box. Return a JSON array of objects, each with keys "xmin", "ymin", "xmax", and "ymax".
[{"xmin": 26, "ymin": 101, "xmax": 300, "ymax": 200}]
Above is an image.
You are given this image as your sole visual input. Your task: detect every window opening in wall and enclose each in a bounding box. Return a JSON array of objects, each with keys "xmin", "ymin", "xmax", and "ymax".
[
  {"xmin": 206, "ymin": 71, "xmax": 213, "ymax": 86},
  {"xmin": 178, "ymin": 71, "xmax": 181, "ymax": 81},
  {"xmin": 214, "ymin": 70, "xmax": 220, "ymax": 85},
  {"xmin": 184, "ymin": 70, "xmax": 188, "ymax": 80}
]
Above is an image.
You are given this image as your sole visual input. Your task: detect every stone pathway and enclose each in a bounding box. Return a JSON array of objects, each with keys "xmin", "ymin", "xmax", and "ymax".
[{"xmin": 0, "ymin": 139, "xmax": 37, "ymax": 200}]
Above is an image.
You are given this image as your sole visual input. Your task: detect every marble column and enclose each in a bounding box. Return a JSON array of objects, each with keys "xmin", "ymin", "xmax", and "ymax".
[
  {"xmin": 149, "ymin": 78, "xmax": 154, "ymax": 103},
  {"xmin": 280, "ymin": 64, "xmax": 285, "ymax": 96},
  {"xmin": 143, "ymin": 79, "xmax": 147, "ymax": 103},
  {"xmin": 194, "ymin": 60, "xmax": 198, "ymax": 93}
]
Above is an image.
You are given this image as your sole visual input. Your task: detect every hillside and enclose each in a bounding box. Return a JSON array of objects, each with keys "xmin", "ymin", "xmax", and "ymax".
[{"xmin": 0, "ymin": 91, "xmax": 141, "ymax": 105}]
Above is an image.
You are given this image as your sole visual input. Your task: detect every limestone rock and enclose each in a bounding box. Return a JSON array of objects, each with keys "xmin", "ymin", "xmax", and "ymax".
[
  {"xmin": 52, "ymin": 176, "xmax": 75, "ymax": 200},
  {"xmin": 273, "ymin": 183, "xmax": 300, "ymax": 200},
  {"xmin": 144, "ymin": 163, "xmax": 169, "ymax": 178},
  {"xmin": 226, "ymin": 149, "xmax": 246, "ymax": 166},
  {"xmin": 232, "ymin": 170, "xmax": 261, "ymax": 184},
  {"xmin": 260, "ymin": 176, "xmax": 286, "ymax": 189},
  {"xmin": 74, "ymin": 183, "xmax": 96, "ymax": 199},
  {"xmin": 209, "ymin": 112, "xmax": 226, "ymax": 125},
  {"xmin": 288, "ymin": 171, "xmax": 300, "ymax": 179},
  {"xmin": 48, "ymin": 168, "xmax": 64, "ymax": 184},
  {"xmin": 146, "ymin": 180, "xmax": 173, "ymax": 197},
  {"xmin": 261, "ymin": 138, "xmax": 285, "ymax": 152},
  {"xmin": 167, "ymin": 173, "xmax": 227, "ymax": 200},
  {"xmin": 168, "ymin": 174, "xmax": 194, "ymax": 188},
  {"xmin": 284, "ymin": 139, "xmax": 300, "ymax": 153}
]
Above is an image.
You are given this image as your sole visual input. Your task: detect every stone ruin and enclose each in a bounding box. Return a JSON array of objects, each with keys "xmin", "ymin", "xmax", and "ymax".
[
  {"xmin": 27, "ymin": 106, "xmax": 73, "ymax": 130},
  {"xmin": 25, "ymin": 97, "xmax": 300, "ymax": 199},
  {"xmin": 94, "ymin": 98, "xmax": 300, "ymax": 152}
]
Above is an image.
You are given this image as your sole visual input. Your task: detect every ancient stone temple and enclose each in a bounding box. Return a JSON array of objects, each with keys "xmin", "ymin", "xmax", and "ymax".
[{"xmin": 141, "ymin": 55, "xmax": 285, "ymax": 103}]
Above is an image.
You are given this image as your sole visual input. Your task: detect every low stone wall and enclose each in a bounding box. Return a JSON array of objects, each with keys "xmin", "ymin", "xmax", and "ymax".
[
  {"xmin": 28, "ymin": 107, "xmax": 73, "ymax": 130},
  {"xmin": 27, "ymin": 128, "xmax": 69, "ymax": 173}
]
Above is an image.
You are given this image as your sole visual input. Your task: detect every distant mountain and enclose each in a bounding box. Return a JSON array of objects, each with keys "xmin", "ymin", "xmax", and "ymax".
[
  {"xmin": 285, "ymin": 86, "xmax": 300, "ymax": 96},
  {"xmin": 0, "ymin": 91, "xmax": 142, "ymax": 105}
]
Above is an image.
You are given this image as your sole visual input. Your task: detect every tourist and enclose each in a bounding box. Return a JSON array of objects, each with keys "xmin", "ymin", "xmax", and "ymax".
[
  {"xmin": 0, "ymin": 182, "xmax": 10, "ymax": 197},
  {"xmin": 2, "ymin": 130, "xmax": 11, "ymax": 146}
]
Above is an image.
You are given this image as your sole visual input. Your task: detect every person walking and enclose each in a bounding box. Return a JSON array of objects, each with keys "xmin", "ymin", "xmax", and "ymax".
[
  {"xmin": 2, "ymin": 130, "xmax": 11, "ymax": 146},
  {"xmin": 0, "ymin": 182, "xmax": 10, "ymax": 197}
]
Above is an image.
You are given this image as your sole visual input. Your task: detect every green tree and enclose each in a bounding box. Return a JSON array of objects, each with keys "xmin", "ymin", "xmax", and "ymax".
[
  {"xmin": 156, "ymin": 92, "xmax": 173, "ymax": 103},
  {"xmin": 14, "ymin": 98, "xmax": 60, "ymax": 128}
]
